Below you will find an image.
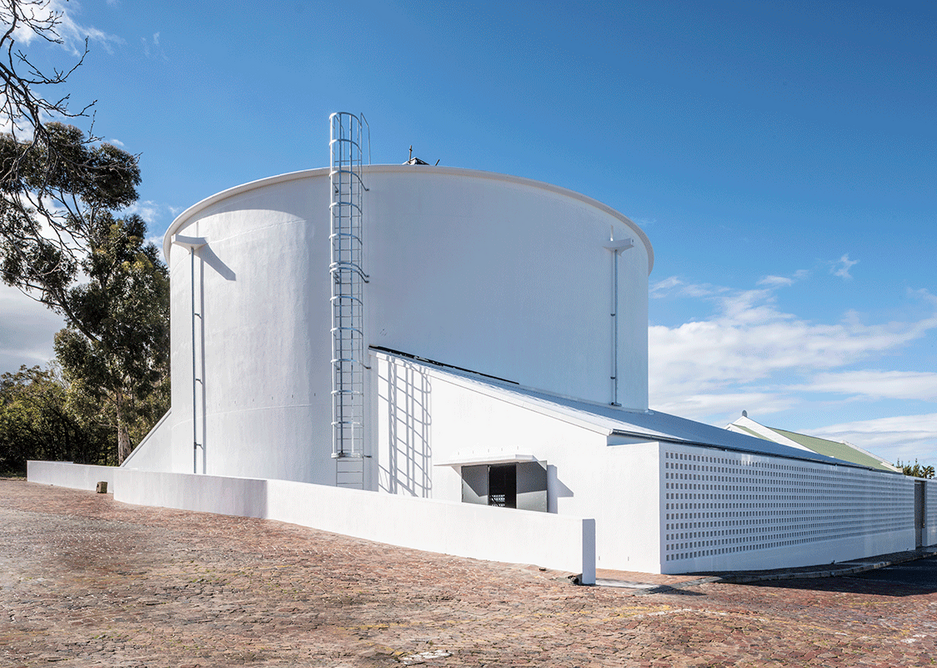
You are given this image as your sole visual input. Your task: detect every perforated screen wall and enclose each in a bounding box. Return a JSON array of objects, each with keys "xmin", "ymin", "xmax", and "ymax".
[
  {"xmin": 661, "ymin": 446, "xmax": 915, "ymax": 571},
  {"xmin": 926, "ymin": 480, "xmax": 937, "ymax": 547}
]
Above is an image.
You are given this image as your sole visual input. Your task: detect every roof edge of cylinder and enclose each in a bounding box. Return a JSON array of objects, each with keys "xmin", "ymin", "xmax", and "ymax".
[{"xmin": 163, "ymin": 164, "xmax": 654, "ymax": 272}]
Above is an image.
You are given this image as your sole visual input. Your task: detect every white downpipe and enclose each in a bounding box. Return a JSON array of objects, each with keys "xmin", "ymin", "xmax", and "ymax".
[
  {"xmin": 605, "ymin": 234, "xmax": 633, "ymax": 406},
  {"xmin": 171, "ymin": 234, "xmax": 207, "ymax": 473}
]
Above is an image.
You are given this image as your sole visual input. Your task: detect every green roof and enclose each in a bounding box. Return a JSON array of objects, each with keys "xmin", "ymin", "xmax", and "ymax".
[{"xmin": 768, "ymin": 427, "xmax": 894, "ymax": 472}]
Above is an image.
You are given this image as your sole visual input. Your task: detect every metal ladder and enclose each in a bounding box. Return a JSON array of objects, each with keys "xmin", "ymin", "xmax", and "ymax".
[{"xmin": 329, "ymin": 112, "xmax": 369, "ymax": 488}]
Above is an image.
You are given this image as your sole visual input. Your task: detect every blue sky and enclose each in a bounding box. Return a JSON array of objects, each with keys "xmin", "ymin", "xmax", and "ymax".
[{"xmin": 2, "ymin": 0, "xmax": 935, "ymax": 465}]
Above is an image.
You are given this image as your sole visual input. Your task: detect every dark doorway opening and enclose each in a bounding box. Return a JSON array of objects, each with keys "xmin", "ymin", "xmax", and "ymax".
[
  {"xmin": 488, "ymin": 464, "xmax": 517, "ymax": 508},
  {"xmin": 460, "ymin": 460, "xmax": 547, "ymax": 512}
]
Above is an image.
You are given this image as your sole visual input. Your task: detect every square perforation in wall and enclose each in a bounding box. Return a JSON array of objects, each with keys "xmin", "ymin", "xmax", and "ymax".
[{"xmin": 660, "ymin": 448, "xmax": 913, "ymax": 564}]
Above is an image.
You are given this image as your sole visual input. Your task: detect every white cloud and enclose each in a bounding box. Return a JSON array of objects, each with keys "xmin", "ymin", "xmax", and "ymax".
[
  {"xmin": 652, "ymin": 391, "xmax": 797, "ymax": 423},
  {"xmin": 649, "ymin": 281, "xmax": 937, "ymax": 422},
  {"xmin": 649, "ymin": 275, "xmax": 682, "ymax": 295},
  {"xmin": 119, "ymin": 200, "xmax": 178, "ymax": 240},
  {"xmin": 831, "ymin": 253, "xmax": 858, "ymax": 279},
  {"xmin": 809, "ymin": 413, "xmax": 937, "ymax": 466},
  {"xmin": 4, "ymin": 0, "xmax": 122, "ymax": 54},
  {"xmin": 650, "ymin": 276, "xmax": 727, "ymax": 299},
  {"xmin": 141, "ymin": 31, "xmax": 166, "ymax": 60},
  {"xmin": 790, "ymin": 370, "xmax": 937, "ymax": 402},
  {"xmin": 757, "ymin": 270, "xmax": 809, "ymax": 288},
  {"xmin": 0, "ymin": 283, "xmax": 65, "ymax": 374},
  {"xmin": 122, "ymin": 199, "xmax": 159, "ymax": 221},
  {"xmin": 655, "ymin": 268, "xmax": 812, "ymax": 300},
  {"xmin": 757, "ymin": 275, "xmax": 793, "ymax": 287}
]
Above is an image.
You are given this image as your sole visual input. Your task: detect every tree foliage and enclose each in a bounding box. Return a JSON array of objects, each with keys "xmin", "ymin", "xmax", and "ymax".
[
  {"xmin": 54, "ymin": 214, "xmax": 170, "ymax": 463},
  {"xmin": 0, "ymin": 122, "xmax": 141, "ymax": 335},
  {"xmin": 0, "ymin": 1, "xmax": 141, "ymax": 333},
  {"xmin": 896, "ymin": 459, "xmax": 935, "ymax": 480},
  {"xmin": 0, "ymin": 2, "xmax": 168, "ymax": 466},
  {"xmin": 0, "ymin": 364, "xmax": 110, "ymax": 475}
]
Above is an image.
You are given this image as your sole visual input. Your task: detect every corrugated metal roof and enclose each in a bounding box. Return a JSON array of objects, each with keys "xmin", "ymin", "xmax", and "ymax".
[{"xmin": 373, "ymin": 349, "xmax": 888, "ymax": 471}]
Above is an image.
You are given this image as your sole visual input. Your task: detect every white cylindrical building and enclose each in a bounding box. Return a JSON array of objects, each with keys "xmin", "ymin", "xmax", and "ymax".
[
  {"xmin": 105, "ymin": 160, "xmax": 930, "ymax": 576},
  {"xmin": 151, "ymin": 165, "xmax": 652, "ymax": 485}
]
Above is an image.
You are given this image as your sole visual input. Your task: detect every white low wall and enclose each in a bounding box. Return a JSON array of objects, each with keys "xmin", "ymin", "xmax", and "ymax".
[
  {"xmin": 27, "ymin": 461, "xmax": 116, "ymax": 491},
  {"xmin": 28, "ymin": 462, "xmax": 595, "ymax": 584},
  {"xmin": 263, "ymin": 477, "xmax": 595, "ymax": 584}
]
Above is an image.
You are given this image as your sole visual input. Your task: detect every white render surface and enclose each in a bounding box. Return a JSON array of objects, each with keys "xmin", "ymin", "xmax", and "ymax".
[
  {"xmin": 376, "ymin": 352, "xmax": 664, "ymax": 571},
  {"xmin": 374, "ymin": 352, "xmax": 924, "ymax": 573},
  {"xmin": 113, "ymin": 468, "xmax": 596, "ymax": 583},
  {"xmin": 121, "ymin": 409, "xmax": 173, "ymax": 472},
  {"xmin": 149, "ymin": 166, "xmax": 651, "ymax": 484},
  {"xmin": 660, "ymin": 444, "xmax": 916, "ymax": 573},
  {"xmin": 98, "ymin": 162, "xmax": 932, "ymax": 576},
  {"xmin": 927, "ymin": 479, "xmax": 937, "ymax": 547},
  {"xmin": 27, "ymin": 461, "xmax": 115, "ymax": 491},
  {"xmin": 25, "ymin": 462, "xmax": 596, "ymax": 582}
]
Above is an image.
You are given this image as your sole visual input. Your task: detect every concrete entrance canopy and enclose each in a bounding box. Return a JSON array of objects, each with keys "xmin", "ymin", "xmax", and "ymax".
[{"xmin": 434, "ymin": 454, "xmax": 540, "ymax": 467}]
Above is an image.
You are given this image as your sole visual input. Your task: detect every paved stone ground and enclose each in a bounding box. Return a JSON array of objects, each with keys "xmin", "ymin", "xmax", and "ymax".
[{"xmin": 2, "ymin": 479, "xmax": 936, "ymax": 667}]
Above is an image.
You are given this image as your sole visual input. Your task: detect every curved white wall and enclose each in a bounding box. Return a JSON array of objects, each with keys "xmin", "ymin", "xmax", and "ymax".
[{"xmin": 160, "ymin": 166, "xmax": 652, "ymax": 483}]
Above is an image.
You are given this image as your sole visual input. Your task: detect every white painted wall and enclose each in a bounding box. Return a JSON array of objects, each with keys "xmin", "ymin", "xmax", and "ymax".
[
  {"xmin": 122, "ymin": 409, "xmax": 173, "ymax": 471},
  {"xmin": 363, "ymin": 168, "xmax": 651, "ymax": 410},
  {"xmin": 27, "ymin": 461, "xmax": 115, "ymax": 491},
  {"xmin": 164, "ymin": 176, "xmax": 334, "ymax": 483},
  {"xmin": 598, "ymin": 441, "xmax": 663, "ymax": 573},
  {"xmin": 373, "ymin": 354, "xmax": 927, "ymax": 573},
  {"xmin": 27, "ymin": 461, "xmax": 595, "ymax": 582},
  {"xmin": 658, "ymin": 444, "xmax": 917, "ymax": 573},
  {"xmin": 113, "ymin": 468, "xmax": 595, "ymax": 583},
  {"xmin": 926, "ymin": 479, "xmax": 937, "ymax": 547},
  {"xmin": 27, "ymin": 439, "xmax": 926, "ymax": 578},
  {"xmin": 136, "ymin": 166, "xmax": 652, "ymax": 486},
  {"xmin": 375, "ymin": 353, "xmax": 662, "ymax": 572}
]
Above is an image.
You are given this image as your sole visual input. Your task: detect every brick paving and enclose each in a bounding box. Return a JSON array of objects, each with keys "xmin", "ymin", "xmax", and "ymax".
[{"xmin": 2, "ymin": 478, "xmax": 936, "ymax": 667}]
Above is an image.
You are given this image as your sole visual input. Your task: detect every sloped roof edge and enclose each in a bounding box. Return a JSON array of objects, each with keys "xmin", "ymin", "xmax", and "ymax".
[
  {"xmin": 372, "ymin": 348, "xmax": 892, "ymax": 472},
  {"xmin": 728, "ymin": 415, "xmax": 900, "ymax": 472}
]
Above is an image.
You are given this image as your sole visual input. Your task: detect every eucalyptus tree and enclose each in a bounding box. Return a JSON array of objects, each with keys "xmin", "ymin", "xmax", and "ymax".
[
  {"xmin": 0, "ymin": 2, "xmax": 169, "ymax": 463},
  {"xmin": 53, "ymin": 214, "xmax": 169, "ymax": 464},
  {"xmin": 0, "ymin": 0, "xmax": 94, "ymax": 137},
  {"xmin": 0, "ymin": 1, "xmax": 141, "ymax": 334},
  {"xmin": 0, "ymin": 123, "xmax": 141, "ymax": 333}
]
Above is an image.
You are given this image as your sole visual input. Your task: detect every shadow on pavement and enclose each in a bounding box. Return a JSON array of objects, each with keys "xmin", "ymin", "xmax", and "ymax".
[{"xmin": 734, "ymin": 555, "xmax": 937, "ymax": 598}]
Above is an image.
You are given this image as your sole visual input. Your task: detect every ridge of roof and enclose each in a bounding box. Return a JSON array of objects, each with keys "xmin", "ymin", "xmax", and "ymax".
[{"xmin": 728, "ymin": 415, "xmax": 899, "ymax": 473}]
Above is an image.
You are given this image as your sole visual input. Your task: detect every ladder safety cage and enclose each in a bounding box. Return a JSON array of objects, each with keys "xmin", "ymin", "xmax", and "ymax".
[{"xmin": 329, "ymin": 112, "xmax": 370, "ymax": 485}]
